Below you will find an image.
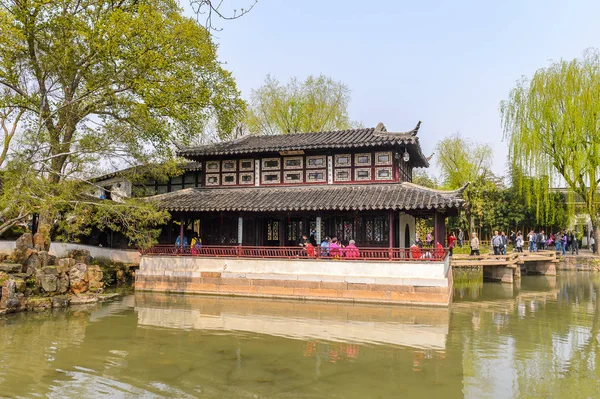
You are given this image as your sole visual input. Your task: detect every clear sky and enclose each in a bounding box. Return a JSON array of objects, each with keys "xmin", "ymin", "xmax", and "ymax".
[{"xmin": 188, "ymin": 0, "xmax": 600, "ymax": 177}]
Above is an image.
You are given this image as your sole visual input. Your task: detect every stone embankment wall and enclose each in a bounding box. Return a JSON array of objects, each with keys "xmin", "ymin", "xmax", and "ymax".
[
  {"xmin": 136, "ymin": 256, "xmax": 453, "ymax": 307},
  {"xmin": 0, "ymin": 232, "xmax": 127, "ymax": 315},
  {"xmin": 556, "ymin": 255, "xmax": 600, "ymax": 271}
]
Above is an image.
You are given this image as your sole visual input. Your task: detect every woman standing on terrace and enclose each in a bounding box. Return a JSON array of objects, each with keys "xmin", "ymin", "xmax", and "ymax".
[{"xmin": 470, "ymin": 233, "xmax": 480, "ymax": 256}]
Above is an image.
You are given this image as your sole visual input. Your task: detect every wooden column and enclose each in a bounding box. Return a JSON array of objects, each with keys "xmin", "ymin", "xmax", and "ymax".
[
  {"xmin": 279, "ymin": 216, "xmax": 285, "ymax": 246},
  {"xmin": 434, "ymin": 211, "xmax": 446, "ymax": 246},
  {"xmin": 179, "ymin": 214, "xmax": 184, "ymax": 249},
  {"xmin": 388, "ymin": 209, "xmax": 394, "ymax": 248}
]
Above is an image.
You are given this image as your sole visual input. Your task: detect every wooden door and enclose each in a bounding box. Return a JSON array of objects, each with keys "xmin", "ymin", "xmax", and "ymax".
[{"xmin": 265, "ymin": 219, "xmax": 281, "ymax": 246}]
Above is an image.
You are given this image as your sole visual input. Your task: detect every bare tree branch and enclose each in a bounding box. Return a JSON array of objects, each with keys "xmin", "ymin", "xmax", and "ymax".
[{"xmin": 189, "ymin": 0, "xmax": 257, "ymax": 31}]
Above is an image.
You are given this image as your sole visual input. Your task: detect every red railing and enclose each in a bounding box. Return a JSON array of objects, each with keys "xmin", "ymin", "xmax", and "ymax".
[{"xmin": 141, "ymin": 245, "xmax": 449, "ymax": 262}]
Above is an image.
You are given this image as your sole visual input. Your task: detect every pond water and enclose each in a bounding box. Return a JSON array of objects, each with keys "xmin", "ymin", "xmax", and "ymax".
[{"xmin": 1, "ymin": 272, "xmax": 600, "ymax": 398}]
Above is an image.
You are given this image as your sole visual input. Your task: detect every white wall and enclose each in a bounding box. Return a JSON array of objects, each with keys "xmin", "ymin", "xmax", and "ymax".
[
  {"xmin": 90, "ymin": 177, "xmax": 132, "ymax": 202},
  {"xmin": 0, "ymin": 241, "xmax": 140, "ymax": 264},
  {"xmin": 399, "ymin": 213, "xmax": 416, "ymax": 248},
  {"xmin": 139, "ymin": 256, "xmax": 449, "ymax": 287}
]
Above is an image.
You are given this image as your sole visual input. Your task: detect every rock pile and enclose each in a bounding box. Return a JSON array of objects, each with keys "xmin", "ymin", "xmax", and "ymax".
[{"xmin": 0, "ymin": 232, "xmax": 104, "ymax": 313}]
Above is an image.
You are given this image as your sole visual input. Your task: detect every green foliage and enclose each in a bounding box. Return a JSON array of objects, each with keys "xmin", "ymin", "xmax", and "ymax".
[
  {"xmin": 54, "ymin": 198, "xmax": 169, "ymax": 249},
  {"xmin": 92, "ymin": 259, "xmax": 132, "ymax": 287},
  {"xmin": 246, "ymin": 74, "xmax": 357, "ymax": 135},
  {"xmin": 435, "ymin": 133, "xmax": 493, "ymax": 234},
  {"xmin": 501, "ymin": 49, "xmax": 600, "ymax": 248},
  {"xmin": 0, "ymin": 0, "xmax": 245, "ymax": 245},
  {"xmin": 430, "ymin": 134, "xmax": 568, "ymax": 239},
  {"xmin": 435, "ymin": 133, "xmax": 492, "ymax": 190},
  {"xmin": 412, "ymin": 170, "xmax": 439, "ymax": 189}
]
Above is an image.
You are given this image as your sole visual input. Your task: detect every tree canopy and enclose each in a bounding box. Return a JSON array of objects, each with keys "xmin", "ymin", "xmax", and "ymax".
[
  {"xmin": 435, "ymin": 133, "xmax": 494, "ymax": 233},
  {"xmin": 246, "ymin": 74, "xmax": 357, "ymax": 135},
  {"xmin": 501, "ymin": 49, "xmax": 600, "ymax": 250},
  {"xmin": 0, "ymin": 0, "xmax": 245, "ymax": 246},
  {"xmin": 435, "ymin": 133, "xmax": 492, "ymax": 190}
]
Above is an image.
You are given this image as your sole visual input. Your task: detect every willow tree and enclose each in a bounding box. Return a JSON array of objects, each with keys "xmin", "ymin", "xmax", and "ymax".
[
  {"xmin": 246, "ymin": 74, "xmax": 356, "ymax": 135},
  {"xmin": 435, "ymin": 133, "xmax": 493, "ymax": 234},
  {"xmin": 501, "ymin": 50, "xmax": 600, "ymax": 251}
]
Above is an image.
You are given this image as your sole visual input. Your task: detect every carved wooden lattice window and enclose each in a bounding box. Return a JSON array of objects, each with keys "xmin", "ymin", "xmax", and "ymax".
[
  {"xmin": 284, "ymin": 171, "xmax": 303, "ymax": 183},
  {"xmin": 306, "ymin": 155, "xmax": 326, "ymax": 168},
  {"xmin": 307, "ymin": 170, "xmax": 326, "ymax": 183},
  {"xmin": 261, "ymin": 172, "xmax": 281, "ymax": 184},
  {"xmin": 222, "ymin": 160, "xmax": 237, "ymax": 172},
  {"xmin": 363, "ymin": 217, "xmax": 388, "ymax": 244},
  {"xmin": 287, "ymin": 221, "xmax": 303, "ymax": 241},
  {"xmin": 239, "ymin": 172, "xmax": 254, "ymax": 184},
  {"xmin": 375, "ymin": 167, "xmax": 393, "ymax": 181},
  {"xmin": 335, "ymin": 169, "xmax": 351, "ymax": 182},
  {"xmin": 206, "ymin": 174, "xmax": 219, "ymax": 186},
  {"xmin": 240, "ymin": 159, "xmax": 254, "ymax": 171},
  {"xmin": 374, "ymin": 217, "xmax": 388, "ymax": 242},
  {"xmin": 205, "ymin": 161, "xmax": 220, "ymax": 173},
  {"xmin": 335, "ymin": 220, "xmax": 343, "ymax": 240},
  {"xmin": 354, "ymin": 153, "xmax": 371, "ymax": 166},
  {"xmin": 267, "ymin": 221, "xmax": 279, "ymax": 241},
  {"xmin": 334, "ymin": 154, "xmax": 351, "ymax": 167},
  {"xmin": 355, "ymin": 168, "xmax": 371, "ymax": 181},
  {"xmin": 343, "ymin": 221, "xmax": 353, "ymax": 242},
  {"xmin": 262, "ymin": 158, "xmax": 281, "ymax": 170},
  {"xmin": 222, "ymin": 173, "xmax": 236, "ymax": 185},
  {"xmin": 366, "ymin": 220, "xmax": 373, "ymax": 242},
  {"xmin": 284, "ymin": 156, "xmax": 303, "ymax": 169},
  {"xmin": 375, "ymin": 151, "xmax": 392, "ymax": 165}
]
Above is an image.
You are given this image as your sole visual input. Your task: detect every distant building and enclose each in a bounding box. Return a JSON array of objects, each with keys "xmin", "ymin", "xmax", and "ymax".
[
  {"xmin": 91, "ymin": 162, "xmax": 202, "ymax": 201},
  {"xmin": 552, "ymin": 187, "xmax": 597, "ymax": 245}
]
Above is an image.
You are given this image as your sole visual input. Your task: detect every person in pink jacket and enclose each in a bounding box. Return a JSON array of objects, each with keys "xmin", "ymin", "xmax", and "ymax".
[
  {"xmin": 329, "ymin": 237, "xmax": 341, "ymax": 258},
  {"xmin": 344, "ymin": 240, "xmax": 360, "ymax": 259}
]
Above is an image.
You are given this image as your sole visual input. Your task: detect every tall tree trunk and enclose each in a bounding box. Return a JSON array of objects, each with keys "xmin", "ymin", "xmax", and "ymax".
[
  {"xmin": 589, "ymin": 211, "xmax": 600, "ymax": 254},
  {"xmin": 469, "ymin": 213, "xmax": 475, "ymax": 238},
  {"xmin": 594, "ymin": 223, "xmax": 600, "ymax": 254}
]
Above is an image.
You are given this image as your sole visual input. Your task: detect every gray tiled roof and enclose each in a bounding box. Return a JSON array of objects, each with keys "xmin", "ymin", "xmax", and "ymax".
[
  {"xmin": 92, "ymin": 161, "xmax": 201, "ymax": 183},
  {"xmin": 149, "ymin": 182, "xmax": 466, "ymax": 212},
  {"xmin": 177, "ymin": 122, "xmax": 429, "ymax": 167}
]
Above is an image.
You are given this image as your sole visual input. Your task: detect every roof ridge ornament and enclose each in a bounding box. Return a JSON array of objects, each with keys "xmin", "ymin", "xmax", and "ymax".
[
  {"xmin": 410, "ymin": 121, "xmax": 422, "ymax": 136},
  {"xmin": 375, "ymin": 122, "xmax": 387, "ymax": 132},
  {"xmin": 373, "ymin": 121, "xmax": 422, "ymax": 137}
]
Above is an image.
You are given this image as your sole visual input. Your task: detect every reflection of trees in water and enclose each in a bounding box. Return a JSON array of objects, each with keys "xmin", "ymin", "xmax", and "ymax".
[
  {"xmin": 455, "ymin": 272, "xmax": 600, "ymax": 397},
  {"xmin": 453, "ymin": 269, "xmax": 483, "ymax": 300}
]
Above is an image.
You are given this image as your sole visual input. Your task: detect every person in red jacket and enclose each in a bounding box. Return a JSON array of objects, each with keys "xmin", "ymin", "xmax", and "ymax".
[
  {"xmin": 448, "ymin": 232, "xmax": 457, "ymax": 256},
  {"xmin": 434, "ymin": 242, "xmax": 445, "ymax": 259},
  {"xmin": 410, "ymin": 243, "xmax": 422, "ymax": 259},
  {"xmin": 305, "ymin": 242, "xmax": 316, "ymax": 258}
]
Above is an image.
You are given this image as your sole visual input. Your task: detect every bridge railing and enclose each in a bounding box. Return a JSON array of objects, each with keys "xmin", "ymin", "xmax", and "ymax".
[{"xmin": 141, "ymin": 245, "xmax": 449, "ymax": 262}]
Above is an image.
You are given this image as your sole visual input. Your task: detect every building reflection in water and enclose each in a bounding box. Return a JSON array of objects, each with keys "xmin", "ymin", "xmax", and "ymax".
[
  {"xmin": 134, "ymin": 292, "xmax": 451, "ymax": 351},
  {"xmin": 133, "ymin": 292, "xmax": 460, "ymax": 396}
]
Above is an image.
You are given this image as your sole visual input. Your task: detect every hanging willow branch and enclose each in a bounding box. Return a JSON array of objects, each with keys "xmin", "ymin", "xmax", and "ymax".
[{"xmin": 501, "ymin": 49, "xmax": 600, "ymax": 250}]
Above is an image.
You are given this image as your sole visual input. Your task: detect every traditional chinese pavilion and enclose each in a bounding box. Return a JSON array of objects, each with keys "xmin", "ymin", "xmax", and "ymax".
[{"xmin": 151, "ymin": 122, "xmax": 465, "ymax": 248}]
